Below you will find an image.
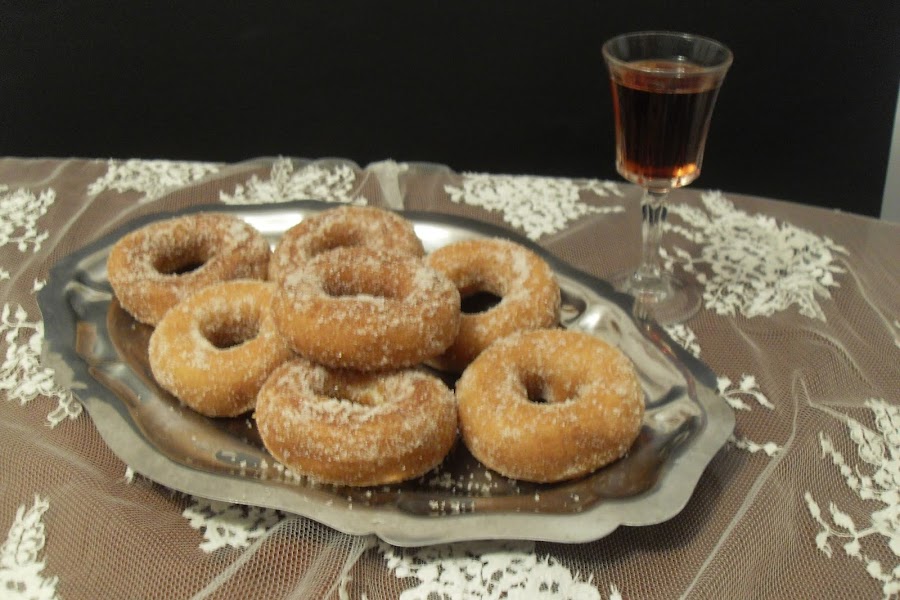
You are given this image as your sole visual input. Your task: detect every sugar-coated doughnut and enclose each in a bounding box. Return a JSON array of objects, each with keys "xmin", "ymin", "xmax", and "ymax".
[
  {"xmin": 269, "ymin": 205, "xmax": 424, "ymax": 285},
  {"xmin": 108, "ymin": 213, "xmax": 271, "ymax": 326},
  {"xmin": 272, "ymin": 247, "xmax": 460, "ymax": 371},
  {"xmin": 256, "ymin": 358, "xmax": 458, "ymax": 486},
  {"xmin": 456, "ymin": 329, "xmax": 644, "ymax": 483},
  {"xmin": 148, "ymin": 280, "xmax": 294, "ymax": 417},
  {"xmin": 425, "ymin": 238, "xmax": 560, "ymax": 372}
]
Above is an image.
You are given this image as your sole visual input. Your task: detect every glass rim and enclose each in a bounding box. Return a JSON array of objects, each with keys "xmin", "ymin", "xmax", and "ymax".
[{"xmin": 602, "ymin": 30, "xmax": 733, "ymax": 76}]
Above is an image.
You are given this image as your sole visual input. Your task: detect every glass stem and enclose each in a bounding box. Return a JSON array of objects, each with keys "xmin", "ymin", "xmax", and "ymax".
[{"xmin": 636, "ymin": 188, "xmax": 669, "ymax": 281}]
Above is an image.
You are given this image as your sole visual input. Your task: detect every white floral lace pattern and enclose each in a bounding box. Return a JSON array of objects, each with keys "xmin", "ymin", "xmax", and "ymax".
[
  {"xmin": 0, "ymin": 184, "xmax": 54, "ymax": 254},
  {"xmin": 663, "ymin": 323, "xmax": 781, "ymax": 457},
  {"xmin": 87, "ymin": 159, "xmax": 221, "ymax": 204},
  {"xmin": 380, "ymin": 540, "xmax": 615, "ymax": 600},
  {"xmin": 444, "ymin": 173, "xmax": 624, "ymax": 241},
  {"xmin": 182, "ymin": 497, "xmax": 283, "ymax": 553},
  {"xmin": 806, "ymin": 398, "xmax": 900, "ymax": 598},
  {"xmin": 0, "ymin": 495, "xmax": 60, "ymax": 600},
  {"xmin": 0, "ymin": 304, "xmax": 81, "ymax": 427},
  {"xmin": 662, "ymin": 323, "xmax": 702, "ymax": 358},
  {"xmin": 219, "ymin": 158, "xmax": 368, "ymax": 206},
  {"xmin": 4, "ymin": 156, "xmax": 891, "ymax": 598},
  {"xmin": 665, "ymin": 191, "xmax": 847, "ymax": 321},
  {"xmin": 717, "ymin": 375, "xmax": 775, "ymax": 413}
]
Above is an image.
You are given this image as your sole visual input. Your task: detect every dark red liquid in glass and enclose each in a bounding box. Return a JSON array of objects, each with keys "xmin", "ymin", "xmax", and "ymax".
[{"xmin": 610, "ymin": 60, "xmax": 723, "ymax": 188}]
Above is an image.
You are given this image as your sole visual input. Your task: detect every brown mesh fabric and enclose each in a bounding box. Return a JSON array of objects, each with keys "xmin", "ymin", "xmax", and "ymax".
[{"xmin": 1, "ymin": 157, "xmax": 897, "ymax": 599}]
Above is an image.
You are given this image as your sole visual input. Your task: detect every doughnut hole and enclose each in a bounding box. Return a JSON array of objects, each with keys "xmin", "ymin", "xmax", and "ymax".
[
  {"xmin": 197, "ymin": 292, "xmax": 263, "ymax": 349},
  {"xmin": 520, "ymin": 369, "xmax": 581, "ymax": 405},
  {"xmin": 200, "ymin": 314, "xmax": 260, "ymax": 349},
  {"xmin": 320, "ymin": 263, "xmax": 405, "ymax": 300},
  {"xmin": 152, "ymin": 239, "xmax": 214, "ymax": 275},
  {"xmin": 460, "ymin": 290, "xmax": 502, "ymax": 314},
  {"xmin": 321, "ymin": 372, "xmax": 390, "ymax": 407},
  {"xmin": 455, "ymin": 269, "xmax": 507, "ymax": 311},
  {"xmin": 306, "ymin": 229, "xmax": 365, "ymax": 258}
]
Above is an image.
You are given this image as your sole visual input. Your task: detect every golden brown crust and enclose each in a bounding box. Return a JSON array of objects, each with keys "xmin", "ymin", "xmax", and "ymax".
[
  {"xmin": 107, "ymin": 213, "xmax": 271, "ymax": 326},
  {"xmin": 255, "ymin": 358, "xmax": 458, "ymax": 486},
  {"xmin": 272, "ymin": 247, "xmax": 460, "ymax": 371},
  {"xmin": 455, "ymin": 329, "xmax": 644, "ymax": 483},
  {"xmin": 425, "ymin": 238, "xmax": 560, "ymax": 373},
  {"xmin": 148, "ymin": 280, "xmax": 294, "ymax": 417},
  {"xmin": 269, "ymin": 205, "xmax": 425, "ymax": 285}
]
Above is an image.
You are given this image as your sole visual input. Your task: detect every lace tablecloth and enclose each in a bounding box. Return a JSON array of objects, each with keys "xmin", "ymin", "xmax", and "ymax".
[{"xmin": 1, "ymin": 156, "xmax": 898, "ymax": 599}]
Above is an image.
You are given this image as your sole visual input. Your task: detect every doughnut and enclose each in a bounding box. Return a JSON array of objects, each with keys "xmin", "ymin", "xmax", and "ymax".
[
  {"xmin": 108, "ymin": 213, "xmax": 271, "ymax": 326},
  {"xmin": 272, "ymin": 247, "xmax": 461, "ymax": 371},
  {"xmin": 255, "ymin": 358, "xmax": 458, "ymax": 486},
  {"xmin": 269, "ymin": 205, "xmax": 424, "ymax": 284},
  {"xmin": 424, "ymin": 238, "xmax": 560, "ymax": 372},
  {"xmin": 148, "ymin": 280, "xmax": 294, "ymax": 417},
  {"xmin": 455, "ymin": 329, "xmax": 644, "ymax": 483}
]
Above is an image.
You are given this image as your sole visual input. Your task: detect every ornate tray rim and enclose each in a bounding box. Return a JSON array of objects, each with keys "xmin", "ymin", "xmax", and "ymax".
[{"xmin": 38, "ymin": 199, "xmax": 734, "ymax": 546}]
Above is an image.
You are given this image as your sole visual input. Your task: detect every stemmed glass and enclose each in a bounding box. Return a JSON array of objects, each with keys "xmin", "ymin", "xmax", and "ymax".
[{"xmin": 602, "ymin": 31, "xmax": 732, "ymax": 323}]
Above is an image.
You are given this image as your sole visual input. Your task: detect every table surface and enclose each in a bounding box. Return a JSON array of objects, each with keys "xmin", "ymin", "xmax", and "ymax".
[{"xmin": 1, "ymin": 156, "xmax": 898, "ymax": 599}]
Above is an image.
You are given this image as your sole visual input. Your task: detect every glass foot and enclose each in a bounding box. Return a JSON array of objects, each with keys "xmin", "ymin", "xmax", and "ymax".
[{"xmin": 611, "ymin": 270, "xmax": 701, "ymax": 325}]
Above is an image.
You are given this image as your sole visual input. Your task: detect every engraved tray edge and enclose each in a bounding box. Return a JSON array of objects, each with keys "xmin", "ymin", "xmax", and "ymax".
[{"xmin": 38, "ymin": 199, "xmax": 734, "ymax": 546}]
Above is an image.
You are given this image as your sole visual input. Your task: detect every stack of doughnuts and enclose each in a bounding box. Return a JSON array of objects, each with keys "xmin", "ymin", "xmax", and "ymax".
[{"xmin": 107, "ymin": 204, "xmax": 644, "ymax": 487}]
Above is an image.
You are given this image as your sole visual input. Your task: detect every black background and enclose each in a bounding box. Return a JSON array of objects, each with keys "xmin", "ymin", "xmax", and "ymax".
[{"xmin": 2, "ymin": 1, "xmax": 898, "ymax": 216}]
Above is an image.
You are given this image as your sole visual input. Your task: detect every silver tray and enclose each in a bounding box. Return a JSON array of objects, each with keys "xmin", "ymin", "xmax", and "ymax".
[{"xmin": 39, "ymin": 200, "xmax": 733, "ymax": 546}]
